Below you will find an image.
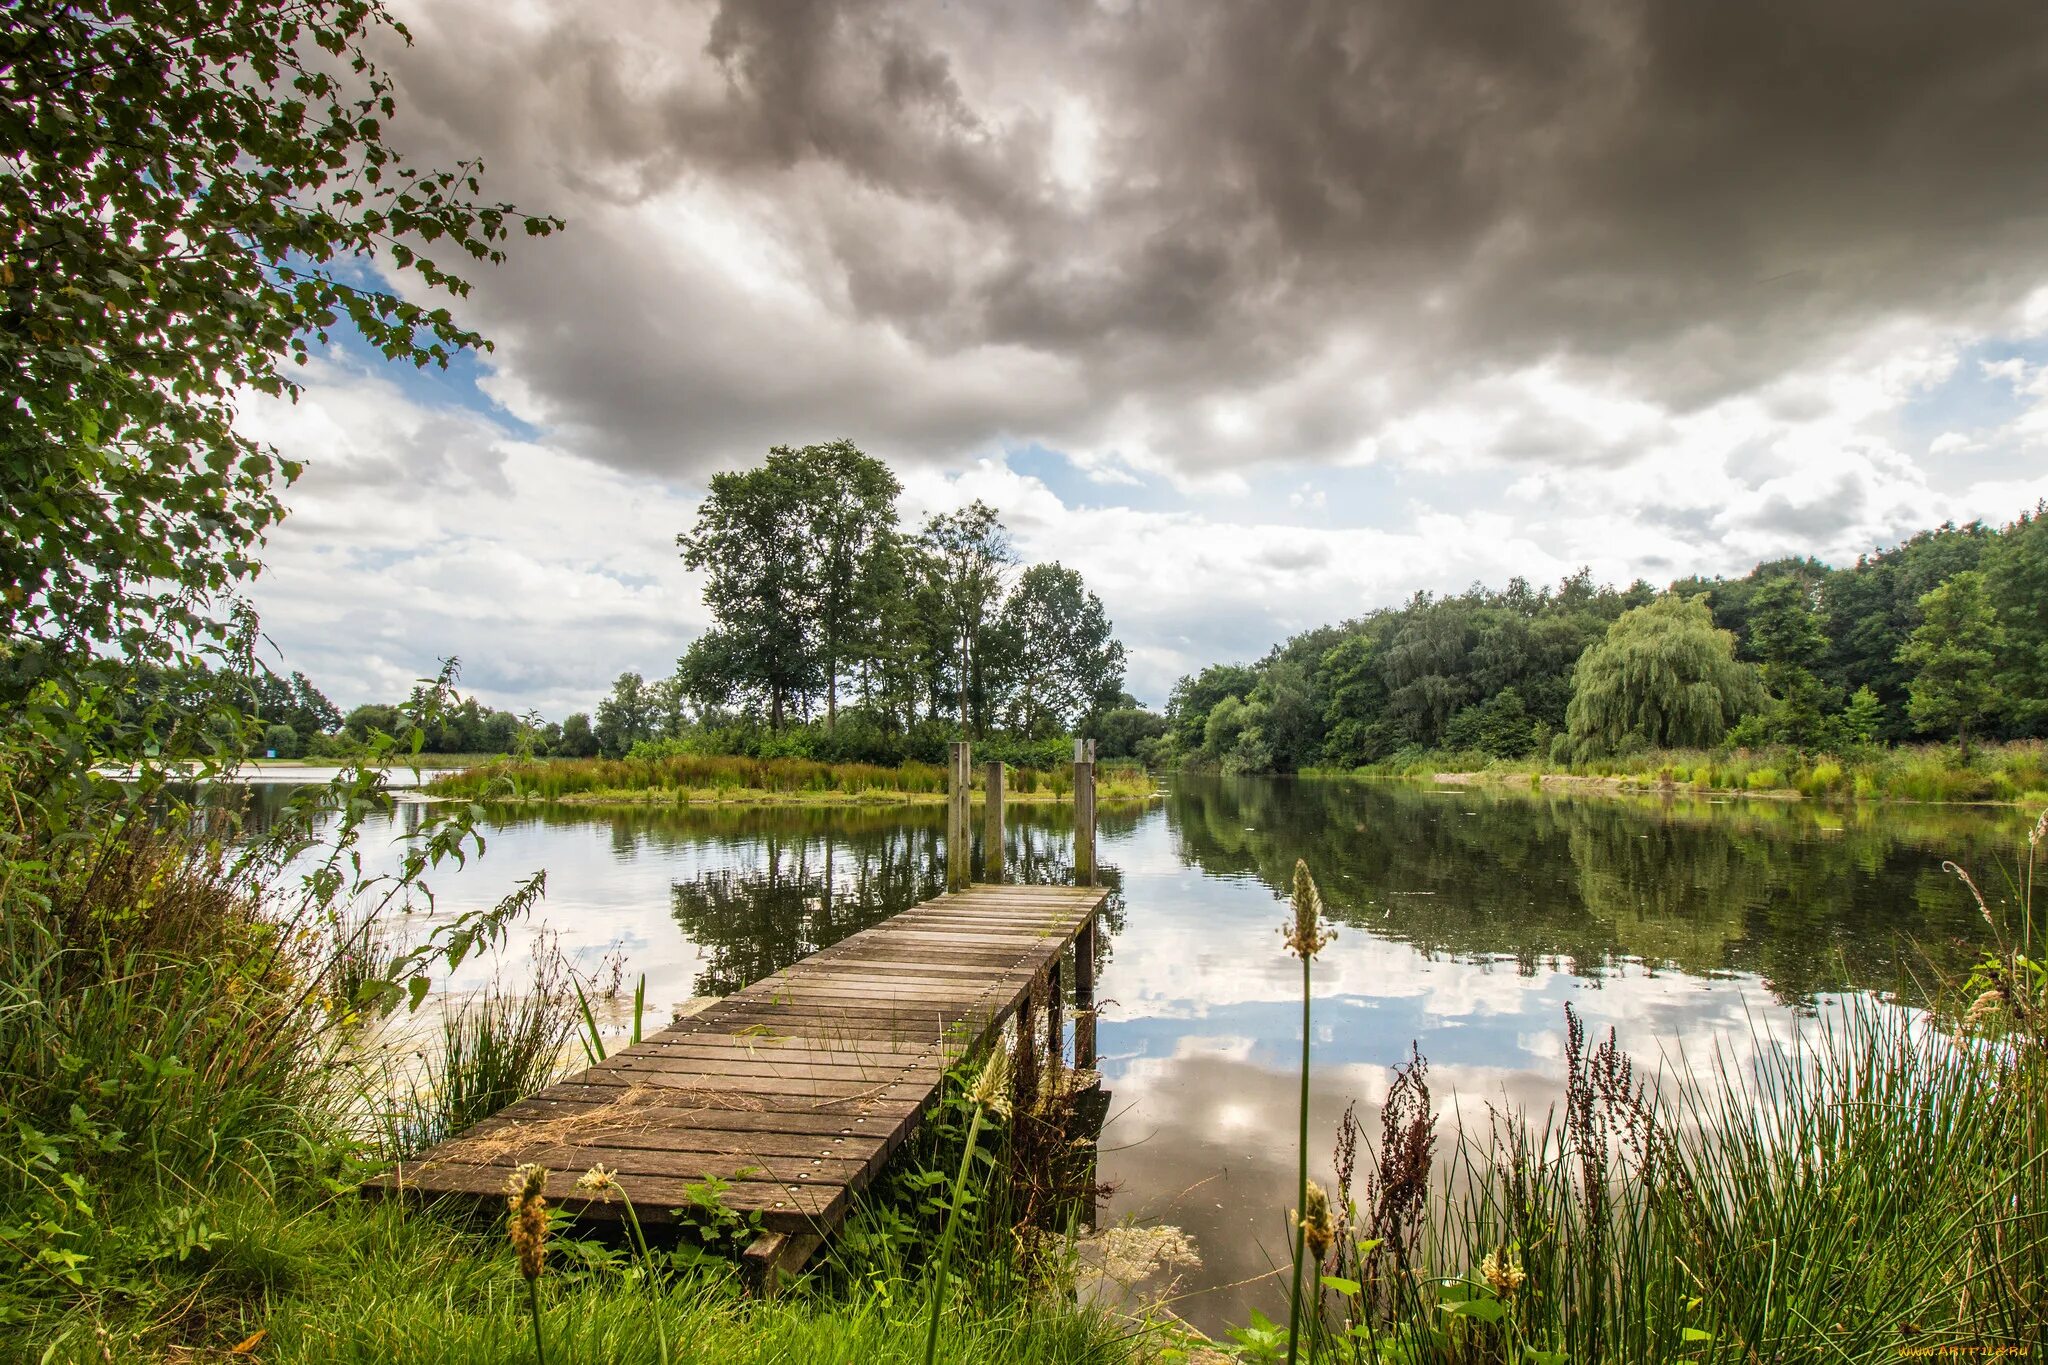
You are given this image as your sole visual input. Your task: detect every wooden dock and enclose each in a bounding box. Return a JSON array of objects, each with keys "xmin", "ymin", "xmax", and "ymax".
[{"xmin": 373, "ymin": 873, "xmax": 1108, "ymax": 1282}]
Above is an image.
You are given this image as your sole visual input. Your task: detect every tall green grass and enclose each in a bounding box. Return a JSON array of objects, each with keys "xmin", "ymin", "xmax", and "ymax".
[
  {"xmin": 377, "ymin": 953, "xmax": 580, "ymax": 1159},
  {"xmin": 1288, "ymin": 1005, "xmax": 2046, "ymax": 1362}
]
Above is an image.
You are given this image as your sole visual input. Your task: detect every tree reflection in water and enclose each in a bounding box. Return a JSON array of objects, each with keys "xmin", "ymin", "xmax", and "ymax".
[
  {"xmin": 1164, "ymin": 774, "xmax": 2021, "ymax": 1003},
  {"xmin": 651, "ymin": 802, "xmax": 1130, "ymax": 999}
]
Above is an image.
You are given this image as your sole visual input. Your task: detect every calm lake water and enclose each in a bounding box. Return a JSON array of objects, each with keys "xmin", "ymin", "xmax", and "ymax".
[{"xmin": 260, "ymin": 776, "xmax": 2028, "ymax": 1335}]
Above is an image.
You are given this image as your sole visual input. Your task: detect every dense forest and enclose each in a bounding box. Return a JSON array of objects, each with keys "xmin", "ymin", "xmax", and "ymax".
[{"xmin": 1163, "ymin": 505, "xmax": 2048, "ymax": 772}]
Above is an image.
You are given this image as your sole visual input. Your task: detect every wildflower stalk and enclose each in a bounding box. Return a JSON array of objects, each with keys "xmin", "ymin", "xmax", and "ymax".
[
  {"xmin": 923, "ymin": 1050, "xmax": 1012, "ymax": 1365},
  {"xmin": 1282, "ymin": 860, "xmax": 1334, "ymax": 1365},
  {"xmin": 507, "ymin": 1163, "xmax": 550, "ymax": 1365},
  {"xmin": 581, "ymin": 1165, "xmax": 669, "ymax": 1365}
]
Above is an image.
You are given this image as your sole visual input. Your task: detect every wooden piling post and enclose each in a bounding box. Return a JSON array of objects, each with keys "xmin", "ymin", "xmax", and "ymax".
[
  {"xmin": 1073, "ymin": 738, "xmax": 1096, "ymax": 887},
  {"xmin": 982, "ymin": 760, "xmax": 1005, "ymax": 883},
  {"xmin": 1072, "ymin": 737, "xmax": 1097, "ymax": 1067},
  {"xmin": 947, "ymin": 741, "xmax": 972, "ymax": 891},
  {"xmin": 1045, "ymin": 956, "xmax": 1063, "ymax": 1072},
  {"xmin": 1074, "ymin": 915, "xmax": 1097, "ymax": 1071}
]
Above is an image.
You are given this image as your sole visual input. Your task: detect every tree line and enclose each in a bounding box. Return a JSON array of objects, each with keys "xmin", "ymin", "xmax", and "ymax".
[
  {"xmin": 201, "ymin": 443, "xmax": 1144, "ymax": 765},
  {"xmin": 1165, "ymin": 504, "xmax": 2048, "ymax": 771}
]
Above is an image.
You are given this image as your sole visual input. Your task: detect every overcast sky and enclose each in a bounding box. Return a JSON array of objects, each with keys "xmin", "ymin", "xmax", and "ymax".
[{"xmin": 238, "ymin": 0, "xmax": 2048, "ymax": 715}]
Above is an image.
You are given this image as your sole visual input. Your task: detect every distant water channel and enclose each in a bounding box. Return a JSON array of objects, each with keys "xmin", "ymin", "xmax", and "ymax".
[{"xmin": 248, "ymin": 775, "xmax": 2025, "ymax": 1335}]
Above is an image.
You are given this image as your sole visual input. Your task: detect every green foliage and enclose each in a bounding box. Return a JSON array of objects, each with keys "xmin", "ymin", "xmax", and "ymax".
[
  {"xmin": 679, "ymin": 449, "xmax": 1126, "ymax": 742},
  {"xmin": 1175, "ymin": 509, "xmax": 2048, "ymax": 777},
  {"xmin": 1747, "ymin": 575, "xmax": 1835, "ymax": 747},
  {"xmin": 0, "ymin": 0, "xmax": 555, "ymax": 756},
  {"xmin": 1987, "ymin": 503, "xmax": 2048, "ymax": 732},
  {"xmin": 1089, "ymin": 705, "xmax": 1168, "ymax": 761},
  {"xmin": 679, "ymin": 442, "xmax": 899, "ymax": 730},
  {"xmin": 1565, "ymin": 595, "xmax": 1766, "ymax": 756},
  {"xmin": 996, "ymin": 564, "xmax": 1127, "ymax": 737},
  {"xmin": 1441, "ymin": 687, "xmax": 1535, "ymax": 759},
  {"xmin": 1897, "ymin": 570, "xmax": 2003, "ymax": 749}
]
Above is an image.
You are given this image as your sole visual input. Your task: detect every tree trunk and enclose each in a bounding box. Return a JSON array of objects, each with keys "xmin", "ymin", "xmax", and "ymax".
[
  {"xmin": 958, "ymin": 629, "xmax": 971, "ymax": 734},
  {"xmin": 771, "ymin": 687, "xmax": 785, "ymax": 732}
]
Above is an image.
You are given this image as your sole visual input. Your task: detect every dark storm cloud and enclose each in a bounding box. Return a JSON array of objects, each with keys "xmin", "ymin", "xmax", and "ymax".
[{"xmin": 381, "ymin": 0, "xmax": 2048, "ymax": 478}]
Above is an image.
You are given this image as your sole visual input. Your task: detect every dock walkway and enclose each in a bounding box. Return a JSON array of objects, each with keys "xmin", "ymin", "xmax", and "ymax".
[{"xmin": 374, "ymin": 879, "xmax": 1107, "ymax": 1282}]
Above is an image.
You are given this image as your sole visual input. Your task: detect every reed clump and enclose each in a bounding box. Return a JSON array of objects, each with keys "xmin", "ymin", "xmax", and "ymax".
[{"xmin": 1268, "ymin": 827, "xmax": 2048, "ymax": 1362}]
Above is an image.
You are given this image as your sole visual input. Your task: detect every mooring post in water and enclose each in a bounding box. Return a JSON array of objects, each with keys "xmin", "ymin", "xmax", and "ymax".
[
  {"xmin": 947, "ymin": 741, "xmax": 972, "ymax": 891},
  {"xmin": 1074, "ymin": 916, "xmax": 1097, "ymax": 1071},
  {"xmin": 1072, "ymin": 737, "xmax": 1097, "ymax": 1069},
  {"xmin": 982, "ymin": 760, "xmax": 1006, "ymax": 883},
  {"xmin": 1045, "ymin": 955, "xmax": 1064, "ymax": 1071},
  {"xmin": 1073, "ymin": 738, "xmax": 1096, "ymax": 887}
]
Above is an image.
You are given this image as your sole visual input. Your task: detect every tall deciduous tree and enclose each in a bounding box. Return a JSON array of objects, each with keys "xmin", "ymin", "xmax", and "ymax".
[
  {"xmin": 787, "ymin": 442, "xmax": 901, "ymax": 730},
  {"xmin": 1565, "ymin": 595, "xmax": 1765, "ymax": 756},
  {"xmin": 677, "ymin": 442, "xmax": 901, "ymax": 730},
  {"xmin": 1896, "ymin": 571, "xmax": 2002, "ymax": 754},
  {"xmin": 917, "ymin": 501, "xmax": 1014, "ymax": 736},
  {"xmin": 995, "ymin": 563, "xmax": 1126, "ymax": 736},
  {"xmin": 678, "ymin": 462, "xmax": 817, "ymax": 728},
  {"xmin": 2, "ymin": 0, "xmax": 557, "ymax": 757},
  {"xmin": 593, "ymin": 671, "xmax": 657, "ymax": 757}
]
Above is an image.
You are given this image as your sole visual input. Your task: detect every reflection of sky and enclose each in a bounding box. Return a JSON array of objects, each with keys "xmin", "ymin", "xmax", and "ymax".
[
  {"xmin": 269, "ymin": 779, "xmax": 2012, "ymax": 1336},
  {"xmin": 1084, "ymin": 796, "xmax": 1964, "ymax": 1335}
]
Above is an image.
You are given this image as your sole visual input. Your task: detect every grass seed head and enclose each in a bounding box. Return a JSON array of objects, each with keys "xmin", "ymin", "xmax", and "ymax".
[
  {"xmin": 970, "ymin": 1047, "xmax": 1014, "ymax": 1119},
  {"xmin": 1283, "ymin": 859, "xmax": 1335, "ymax": 959},
  {"xmin": 1295, "ymin": 1180, "xmax": 1337, "ymax": 1262},
  {"xmin": 1480, "ymin": 1244, "xmax": 1526, "ymax": 1297},
  {"xmin": 506, "ymin": 1162, "xmax": 550, "ymax": 1279}
]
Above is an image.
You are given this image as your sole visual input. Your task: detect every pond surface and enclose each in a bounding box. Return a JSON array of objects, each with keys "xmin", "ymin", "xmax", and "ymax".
[{"xmin": 257, "ymin": 776, "xmax": 2029, "ymax": 1335}]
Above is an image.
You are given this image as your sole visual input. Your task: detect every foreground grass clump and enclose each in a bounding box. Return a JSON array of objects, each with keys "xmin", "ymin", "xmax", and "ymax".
[
  {"xmin": 431, "ymin": 753, "xmax": 1157, "ymax": 806},
  {"xmin": 0, "ymin": 764, "xmax": 1152, "ymax": 1364},
  {"xmin": 1317, "ymin": 738, "xmax": 2048, "ymax": 805},
  {"xmin": 11, "ymin": 1190, "xmax": 1137, "ymax": 1365}
]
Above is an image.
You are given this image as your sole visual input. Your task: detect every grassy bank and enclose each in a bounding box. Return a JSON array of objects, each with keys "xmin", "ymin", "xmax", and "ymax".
[
  {"xmin": 1308, "ymin": 738, "xmax": 2048, "ymax": 805},
  {"xmin": 428, "ymin": 753, "xmax": 1159, "ymax": 807},
  {"xmin": 0, "ymin": 775, "xmax": 1154, "ymax": 1364}
]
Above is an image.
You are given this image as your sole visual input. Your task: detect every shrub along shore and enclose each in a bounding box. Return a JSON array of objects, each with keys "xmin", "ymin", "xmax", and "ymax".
[
  {"xmin": 427, "ymin": 753, "xmax": 1159, "ymax": 807},
  {"xmin": 1307, "ymin": 738, "xmax": 2048, "ymax": 806}
]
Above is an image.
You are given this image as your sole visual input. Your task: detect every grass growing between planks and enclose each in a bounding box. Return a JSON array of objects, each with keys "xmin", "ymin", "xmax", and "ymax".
[{"xmin": 430, "ymin": 753, "xmax": 1158, "ymax": 807}]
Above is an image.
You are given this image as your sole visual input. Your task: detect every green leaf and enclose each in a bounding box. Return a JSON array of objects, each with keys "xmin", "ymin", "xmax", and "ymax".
[
  {"xmin": 1440, "ymin": 1295, "xmax": 1508, "ymax": 1324},
  {"xmin": 1321, "ymin": 1274, "xmax": 1362, "ymax": 1296}
]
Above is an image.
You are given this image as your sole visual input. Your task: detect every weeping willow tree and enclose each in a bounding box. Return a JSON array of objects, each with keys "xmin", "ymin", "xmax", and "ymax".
[{"xmin": 1565, "ymin": 595, "xmax": 1765, "ymax": 756}]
